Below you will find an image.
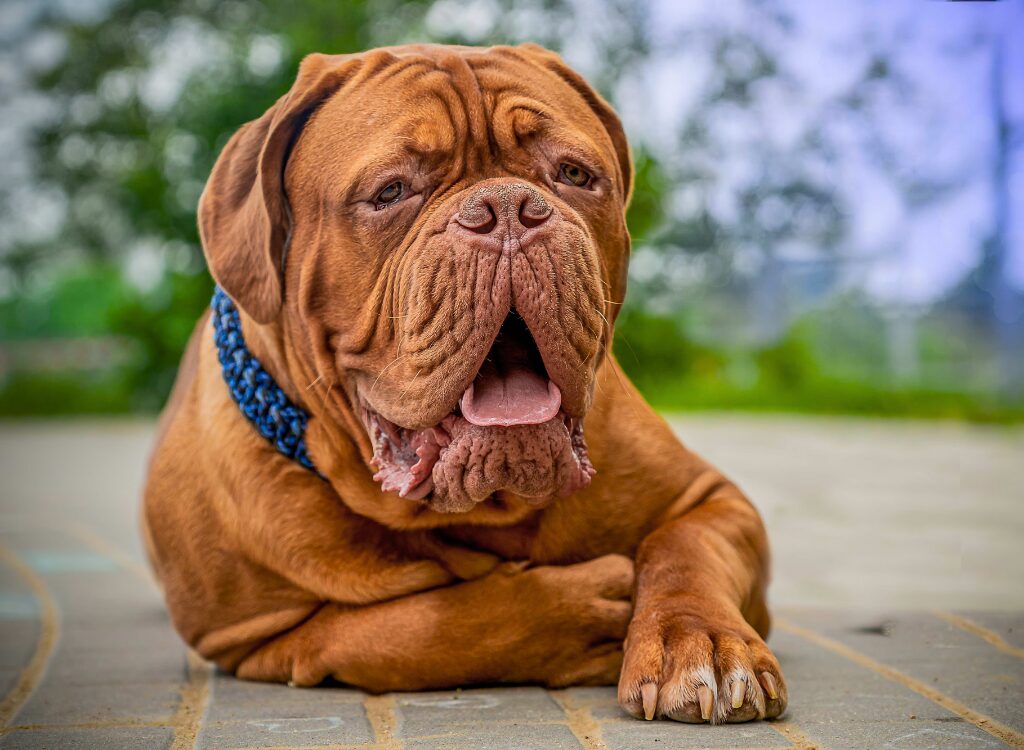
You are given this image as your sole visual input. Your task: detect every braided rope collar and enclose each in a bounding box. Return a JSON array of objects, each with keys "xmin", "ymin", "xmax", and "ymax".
[{"xmin": 211, "ymin": 287, "xmax": 317, "ymax": 472}]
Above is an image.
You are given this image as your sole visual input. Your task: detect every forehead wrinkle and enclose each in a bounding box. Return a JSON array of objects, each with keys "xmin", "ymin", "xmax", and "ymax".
[
  {"xmin": 434, "ymin": 50, "xmax": 492, "ymax": 173},
  {"xmin": 473, "ymin": 55, "xmax": 607, "ymax": 135},
  {"xmin": 402, "ymin": 92, "xmax": 458, "ymax": 156},
  {"xmin": 386, "ymin": 59, "xmax": 472, "ymax": 183},
  {"xmin": 337, "ymin": 55, "xmax": 459, "ymax": 130},
  {"xmin": 307, "ymin": 83, "xmax": 459, "ymax": 194},
  {"xmin": 489, "ymin": 95, "xmax": 552, "ymax": 149},
  {"xmin": 487, "ymin": 94, "xmax": 609, "ymax": 178},
  {"xmin": 475, "ymin": 61, "xmax": 615, "ymax": 178},
  {"xmin": 364, "ymin": 54, "xmax": 437, "ymax": 88}
]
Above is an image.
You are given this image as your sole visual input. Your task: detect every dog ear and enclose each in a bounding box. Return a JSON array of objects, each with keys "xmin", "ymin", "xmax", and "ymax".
[
  {"xmin": 514, "ymin": 44, "xmax": 634, "ymax": 208},
  {"xmin": 198, "ymin": 53, "xmax": 363, "ymax": 323}
]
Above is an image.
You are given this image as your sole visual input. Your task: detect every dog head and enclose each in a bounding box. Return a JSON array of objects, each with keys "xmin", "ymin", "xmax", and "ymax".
[{"xmin": 199, "ymin": 44, "xmax": 632, "ymax": 513}]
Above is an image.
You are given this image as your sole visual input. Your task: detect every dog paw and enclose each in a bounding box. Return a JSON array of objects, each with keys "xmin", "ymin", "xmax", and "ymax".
[{"xmin": 617, "ymin": 603, "xmax": 787, "ymax": 724}]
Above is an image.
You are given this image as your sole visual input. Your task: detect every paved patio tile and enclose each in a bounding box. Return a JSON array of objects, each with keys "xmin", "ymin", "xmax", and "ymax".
[
  {"xmin": 402, "ymin": 724, "xmax": 584, "ymax": 750},
  {"xmin": 199, "ymin": 709, "xmax": 374, "ymax": 749},
  {"xmin": 206, "ymin": 673, "xmax": 366, "ymax": 723},
  {"xmin": 769, "ymin": 629, "xmax": 952, "ymax": 723},
  {"xmin": 600, "ymin": 720, "xmax": 789, "ymax": 749},
  {"xmin": 13, "ymin": 681, "xmax": 182, "ymax": 727},
  {"xmin": 394, "ymin": 687, "xmax": 565, "ymax": 736},
  {"xmin": 797, "ymin": 720, "xmax": 1007, "ymax": 750},
  {"xmin": 786, "ymin": 609, "xmax": 1024, "ymax": 730},
  {"xmin": 2, "ymin": 418, "xmax": 1023, "ymax": 749},
  {"xmin": 0, "ymin": 727, "xmax": 174, "ymax": 750}
]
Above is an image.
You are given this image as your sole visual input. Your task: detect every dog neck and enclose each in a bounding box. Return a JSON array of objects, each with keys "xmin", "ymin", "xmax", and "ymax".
[{"xmin": 211, "ymin": 287, "xmax": 318, "ymax": 472}]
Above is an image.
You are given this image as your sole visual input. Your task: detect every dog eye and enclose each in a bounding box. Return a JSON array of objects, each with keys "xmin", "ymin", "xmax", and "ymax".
[
  {"xmin": 557, "ymin": 163, "xmax": 592, "ymax": 188},
  {"xmin": 374, "ymin": 181, "xmax": 404, "ymax": 209}
]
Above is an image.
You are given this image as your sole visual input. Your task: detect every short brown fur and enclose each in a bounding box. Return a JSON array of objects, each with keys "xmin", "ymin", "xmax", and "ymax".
[{"xmin": 143, "ymin": 43, "xmax": 786, "ymax": 724}]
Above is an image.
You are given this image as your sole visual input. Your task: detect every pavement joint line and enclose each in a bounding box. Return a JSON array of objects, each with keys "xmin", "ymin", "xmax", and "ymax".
[
  {"xmin": 218, "ymin": 745, "xmax": 375, "ymax": 750},
  {"xmin": 0, "ymin": 719, "xmax": 171, "ymax": 735},
  {"xmin": 932, "ymin": 610, "xmax": 1024, "ymax": 660},
  {"xmin": 229, "ymin": 726, "xmax": 583, "ymax": 749},
  {"xmin": 548, "ymin": 689, "xmax": 608, "ymax": 750},
  {"xmin": 777, "ymin": 616, "xmax": 1024, "ymax": 750},
  {"xmin": 169, "ymin": 649, "xmax": 213, "ymax": 750},
  {"xmin": 769, "ymin": 720, "xmax": 821, "ymax": 749},
  {"xmin": 0, "ymin": 542, "xmax": 61, "ymax": 729},
  {"xmin": 380, "ymin": 718, "xmax": 571, "ymax": 730},
  {"xmin": 364, "ymin": 694, "xmax": 402, "ymax": 749}
]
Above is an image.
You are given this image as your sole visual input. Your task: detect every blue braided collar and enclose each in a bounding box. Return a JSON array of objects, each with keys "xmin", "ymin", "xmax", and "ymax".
[{"xmin": 211, "ymin": 287, "xmax": 316, "ymax": 472}]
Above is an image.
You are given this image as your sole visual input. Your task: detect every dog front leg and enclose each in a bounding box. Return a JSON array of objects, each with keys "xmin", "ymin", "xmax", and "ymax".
[
  {"xmin": 233, "ymin": 555, "xmax": 635, "ymax": 691},
  {"xmin": 207, "ymin": 458, "xmax": 503, "ymax": 604},
  {"xmin": 617, "ymin": 479, "xmax": 787, "ymax": 724}
]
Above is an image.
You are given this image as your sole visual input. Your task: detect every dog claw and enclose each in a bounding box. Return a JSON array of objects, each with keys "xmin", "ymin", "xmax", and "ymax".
[
  {"xmin": 698, "ymin": 685, "xmax": 713, "ymax": 721},
  {"xmin": 731, "ymin": 679, "xmax": 745, "ymax": 709},
  {"xmin": 641, "ymin": 682, "xmax": 658, "ymax": 720},
  {"xmin": 760, "ymin": 671, "xmax": 778, "ymax": 700}
]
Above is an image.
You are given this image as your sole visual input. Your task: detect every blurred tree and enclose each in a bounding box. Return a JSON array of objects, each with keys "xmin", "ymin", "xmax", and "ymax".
[
  {"xmin": 8, "ymin": 0, "xmax": 441, "ymax": 407},
  {"xmin": 4, "ymin": 0, "xmax": 664, "ymax": 410},
  {"xmin": 975, "ymin": 32, "xmax": 1024, "ymax": 393},
  {"xmin": 1, "ymin": 0, "xmax": 1019, "ymax": 418},
  {"xmin": 828, "ymin": 17, "xmax": 1023, "ymax": 394},
  {"xmin": 615, "ymin": 0, "xmax": 851, "ymax": 402}
]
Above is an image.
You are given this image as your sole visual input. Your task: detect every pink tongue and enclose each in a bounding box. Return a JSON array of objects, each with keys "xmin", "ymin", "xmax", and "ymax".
[{"xmin": 460, "ymin": 362, "xmax": 561, "ymax": 427}]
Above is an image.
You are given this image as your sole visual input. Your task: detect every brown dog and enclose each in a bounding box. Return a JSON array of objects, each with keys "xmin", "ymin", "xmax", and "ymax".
[{"xmin": 142, "ymin": 43, "xmax": 786, "ymax": 724}]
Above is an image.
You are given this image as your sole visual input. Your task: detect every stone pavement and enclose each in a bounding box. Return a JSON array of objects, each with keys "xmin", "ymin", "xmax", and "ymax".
[{"xmin": 1, "ymin": 417, "xmax": 1022, "ymax": 749}]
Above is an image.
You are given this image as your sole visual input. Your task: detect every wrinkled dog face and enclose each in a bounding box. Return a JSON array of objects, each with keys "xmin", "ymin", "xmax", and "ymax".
[{"xmin": 203, "ymin": 45, "xmax": 632, "ymax": 512}]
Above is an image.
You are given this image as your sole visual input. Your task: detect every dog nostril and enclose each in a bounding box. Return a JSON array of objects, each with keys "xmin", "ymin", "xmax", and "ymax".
[
  {"xmin": 518, "ymin": 196, "xmax": 552, "ymax": 230},
  {"xmin": 518, "ymin": 204, "xmax": 551, "ymax": 229},
  {"xmin": 456, "ymin": 203, "xmax": 498, "ymax": 235}
]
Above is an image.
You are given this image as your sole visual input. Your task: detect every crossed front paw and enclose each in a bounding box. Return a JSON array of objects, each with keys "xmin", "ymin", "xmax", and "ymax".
[{"xmin": 617, "ymin": 602, "xmax": 787, "ymax": 724}]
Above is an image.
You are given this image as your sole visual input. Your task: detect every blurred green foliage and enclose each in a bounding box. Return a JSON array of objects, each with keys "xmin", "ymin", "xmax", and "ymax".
[
  {"xmin": 1, "ymin": 0, "xmax": 1020, "ymax": 420},
  {"xmin": 613, "ymin": 305, "xmax": 1024, "ymax": 423}
]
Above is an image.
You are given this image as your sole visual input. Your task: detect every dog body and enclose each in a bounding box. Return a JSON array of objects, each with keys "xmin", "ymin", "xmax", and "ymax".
[{"xmin": 143, "ymin": 44, "xmax": 786, "ymax": 723}]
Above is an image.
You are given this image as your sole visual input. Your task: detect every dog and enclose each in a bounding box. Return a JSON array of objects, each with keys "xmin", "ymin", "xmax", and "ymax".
[{"xmin": 142, "ymin": 43, "xmax": 786, "ymax": 724}]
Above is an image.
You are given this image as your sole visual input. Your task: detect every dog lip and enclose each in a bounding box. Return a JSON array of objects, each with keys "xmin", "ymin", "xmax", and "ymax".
[
  {"xmin": 353, "ymin": 304, "xmax": 585, "ymax": 435},
  {"xmin": 357, "ymin": 390, "xmax": 594, "ymax": 506},
  {"xmin": 353, "ymin": 300, "xmax": 593, "ymax": 506},
  {"xmin": 361, "ymin": 401, "xmax": 451, "ymax": 500}
]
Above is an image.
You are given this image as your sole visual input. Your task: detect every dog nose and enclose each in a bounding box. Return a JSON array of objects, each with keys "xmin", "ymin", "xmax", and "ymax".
[{"xmin": 455, "ymin": 182, "xmax": 552, "ymax": 237}]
